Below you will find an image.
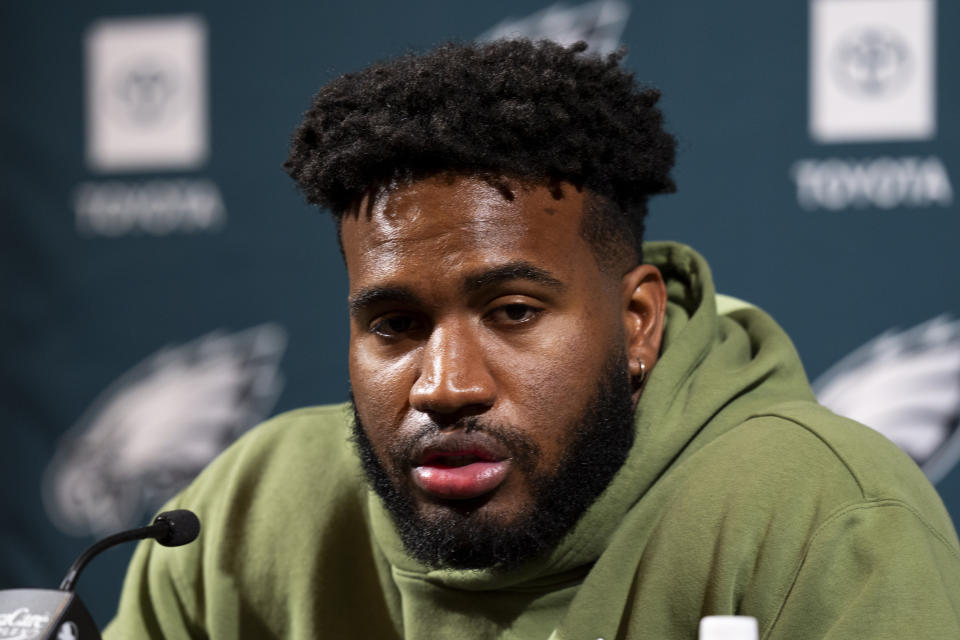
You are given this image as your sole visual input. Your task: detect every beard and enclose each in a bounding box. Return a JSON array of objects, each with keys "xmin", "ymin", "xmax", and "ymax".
[{"xmin": 350, "ymin": 348, "xmax": 636, "ymax": 571}]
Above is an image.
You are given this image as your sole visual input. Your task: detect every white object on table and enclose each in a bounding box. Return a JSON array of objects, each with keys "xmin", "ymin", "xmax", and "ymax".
[{"xmin": 698, "ymin": 615, "xmax": 758, "ymax": 640}]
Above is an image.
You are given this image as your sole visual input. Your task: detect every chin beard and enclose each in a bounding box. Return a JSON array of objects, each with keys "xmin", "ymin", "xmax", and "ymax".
[{"xmin": 350, "ymin": 348, "xmax": 636, "ymax": 571}]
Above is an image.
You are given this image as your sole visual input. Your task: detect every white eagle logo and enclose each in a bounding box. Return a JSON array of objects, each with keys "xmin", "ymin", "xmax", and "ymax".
[
  {"xmin": 813, "ymin": 315, "xmax": 960, "ymax": 485},
  {"xmin": 478, "ymin": 0, "xmax": 630, "ymax": 56},
  {"xmin": 43, "ymin": 324, "xmax": 286, "ymax": 537}
]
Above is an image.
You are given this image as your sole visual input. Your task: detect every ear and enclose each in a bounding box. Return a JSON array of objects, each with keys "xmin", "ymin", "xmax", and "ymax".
[{"xmin": 621, "ymin": 264, "xmax": 666, "ymax": 391}]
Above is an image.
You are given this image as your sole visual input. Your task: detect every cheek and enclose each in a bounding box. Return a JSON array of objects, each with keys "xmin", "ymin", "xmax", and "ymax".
[
  {"xmin": 349, "ymin": 342, "xmax": 419, "ymax": 447},
  {"xmin": 491, "ymin": 313, "xmax": 618, "ymax": 462}
]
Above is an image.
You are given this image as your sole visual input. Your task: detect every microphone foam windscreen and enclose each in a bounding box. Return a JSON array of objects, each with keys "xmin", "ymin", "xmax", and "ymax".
[{"xmin": 153, "ymin": 509, "xmax": 201, "ymax": 547}]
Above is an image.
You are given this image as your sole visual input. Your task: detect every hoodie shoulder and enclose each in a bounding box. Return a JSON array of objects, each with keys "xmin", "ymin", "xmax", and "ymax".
[
  {"xmin": 182, "ymin": 402, "xmax": 364, "ymax": 516},
  {"xmin": 105, "ymin": 403, "xmax": 384, "ymax": 639},
  {"xmin": 700, "ymin": 400, "xmax": 960, "ymax": 552}
]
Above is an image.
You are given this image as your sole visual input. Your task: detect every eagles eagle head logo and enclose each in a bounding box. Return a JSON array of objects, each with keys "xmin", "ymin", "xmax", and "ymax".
[{"xmin": 44, "ymin": 324, "xmax": 286, "ymax": 537}]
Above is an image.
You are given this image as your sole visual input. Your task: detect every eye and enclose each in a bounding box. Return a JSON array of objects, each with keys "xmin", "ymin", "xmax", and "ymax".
[
  {"xmin": 487, "ymin": 303, "xmax": 542, "ymax": 326},
  {"xmin": 370, "ymin": 313, "xmax": 422, "ymax": 338}
]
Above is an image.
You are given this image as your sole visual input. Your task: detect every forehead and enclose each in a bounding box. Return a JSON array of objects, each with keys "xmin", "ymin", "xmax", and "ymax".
[{"xmin": 340, "ymin": 175, "xmax": 593, "ymax": 282}]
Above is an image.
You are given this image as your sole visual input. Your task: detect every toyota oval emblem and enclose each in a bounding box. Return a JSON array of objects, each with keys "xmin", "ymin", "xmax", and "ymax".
[{"xmin": 832, "ymin": 27, "xmax": 912, "ymax": 98}]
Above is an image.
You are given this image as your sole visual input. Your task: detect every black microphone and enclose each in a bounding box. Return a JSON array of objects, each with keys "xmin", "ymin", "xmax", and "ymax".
[
  {"xmin": 0, "ymin": 509, "xmax": 200, "ymax": 640},
  {"xmin": 60, "ymin": 509, "xmax": 201, "ymax": 591}
]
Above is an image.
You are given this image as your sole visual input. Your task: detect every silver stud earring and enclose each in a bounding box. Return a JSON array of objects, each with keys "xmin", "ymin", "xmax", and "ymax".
[{"xmin": 636, "ymin": 360, "xmax": 646, "ymax": 385}]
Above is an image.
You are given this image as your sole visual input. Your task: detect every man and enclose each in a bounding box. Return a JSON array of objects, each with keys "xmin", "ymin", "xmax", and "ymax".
[{"xmin": 105, "ymin": 40, "xmax": 960, "ymax": 639}]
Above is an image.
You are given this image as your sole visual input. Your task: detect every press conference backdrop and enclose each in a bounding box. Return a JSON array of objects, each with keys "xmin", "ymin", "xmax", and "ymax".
[{"xmin": 2, "ymin": 0, "xmax": 958, "ymax": 627}]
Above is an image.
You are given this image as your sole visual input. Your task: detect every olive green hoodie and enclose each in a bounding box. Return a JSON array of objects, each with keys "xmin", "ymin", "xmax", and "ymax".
[{"xmin": 105, "ymin": 242, "xmax": 960, "ymax": 639}]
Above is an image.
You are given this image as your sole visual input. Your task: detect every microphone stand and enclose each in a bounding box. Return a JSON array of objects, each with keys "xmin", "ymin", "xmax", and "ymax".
[
  {"xmin": 0, "ymin": 510, "xmax": 199, "ymax": 639},
  {"xmin": 0, "ymin": 580, "xmax": 103, "ymax": 639}
]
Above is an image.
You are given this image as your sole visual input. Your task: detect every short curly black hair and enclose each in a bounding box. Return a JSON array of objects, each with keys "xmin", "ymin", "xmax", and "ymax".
[{"xmin": 285, "ymin": 39, "xmax": 676, "ymax": 268}]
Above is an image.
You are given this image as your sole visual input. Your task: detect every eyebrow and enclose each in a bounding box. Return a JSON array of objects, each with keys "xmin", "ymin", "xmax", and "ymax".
[
  {"xmin": 349, "ymin": 286, "xmax": 423, "ymax": 317},
  {"xmin": 462, "ymin": 261, "xmax": 565, "ymax": 293},
  {"xmin": 348, "ymin": 261, "xmax": 565, "ymax": 317}
]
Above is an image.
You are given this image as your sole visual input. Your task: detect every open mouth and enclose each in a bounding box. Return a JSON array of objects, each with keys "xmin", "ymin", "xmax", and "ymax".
[
  {"xmin": 412, "ymin": 444, "xmax": 510, "ymax": 500},
  {"xmin": 420, "ymin": 450, "xmax": 500, "ymax": 467}
]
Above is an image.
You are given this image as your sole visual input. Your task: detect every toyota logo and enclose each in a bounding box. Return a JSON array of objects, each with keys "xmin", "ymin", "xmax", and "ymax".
[
  {"xmin": 832, "ymin": 27, "xmax": 912, "ymax": 98},
  {"xmin": 109, "ymin": 57, "xmax": 184, "ymax": 128}
]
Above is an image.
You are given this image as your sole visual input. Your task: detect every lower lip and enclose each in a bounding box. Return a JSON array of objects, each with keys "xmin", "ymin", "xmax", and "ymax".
[{"xmin": 412, "ymin": 461, "xmax": 509, "ymax": 500}]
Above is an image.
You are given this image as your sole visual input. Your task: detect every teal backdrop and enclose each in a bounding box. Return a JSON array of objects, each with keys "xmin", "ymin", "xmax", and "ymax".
[{"xmin": 3, "ymin": 0, "xmax": 958, "ymax": 627}]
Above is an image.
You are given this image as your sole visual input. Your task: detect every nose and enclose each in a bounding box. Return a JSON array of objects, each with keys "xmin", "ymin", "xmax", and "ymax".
[{"xmin": 409, "ymin": 319, "xmax": 497, "ymax": 418}]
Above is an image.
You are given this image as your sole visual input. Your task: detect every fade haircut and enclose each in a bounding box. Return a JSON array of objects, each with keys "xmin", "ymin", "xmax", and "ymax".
[{"xmin": 284, "ymin": 39, "xmax": 676, "ymax": 269}]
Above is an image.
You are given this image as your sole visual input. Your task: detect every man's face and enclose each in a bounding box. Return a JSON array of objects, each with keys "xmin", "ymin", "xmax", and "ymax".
[{"xmin": 342, "ymin": 175, "xmax": 655, "ymax": 569}]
